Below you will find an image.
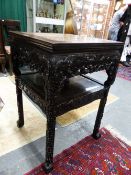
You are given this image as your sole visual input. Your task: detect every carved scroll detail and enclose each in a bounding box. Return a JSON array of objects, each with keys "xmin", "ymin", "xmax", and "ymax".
[{"xmin": 12, "ymin": 42, "xmax": 120, "ymax": 116}]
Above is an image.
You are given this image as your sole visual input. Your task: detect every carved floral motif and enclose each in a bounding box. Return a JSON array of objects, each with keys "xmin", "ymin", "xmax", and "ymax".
[{"xmin": 11, "ymin": 38, "xmax": 121, "ymax": 173}]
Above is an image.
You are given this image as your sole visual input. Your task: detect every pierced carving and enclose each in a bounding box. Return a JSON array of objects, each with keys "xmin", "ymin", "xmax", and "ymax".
[
  {"xmin": 12, "ymin": 42, "xmax": 120, "ymax": 97},
  {"xmin": 11, "ymin": 38, "xmax": 122, "ymax": 173}
]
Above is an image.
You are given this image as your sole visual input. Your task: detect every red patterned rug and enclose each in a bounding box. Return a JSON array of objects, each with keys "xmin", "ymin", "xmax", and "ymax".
[
  {"xmin": 25, "ymin": 128, "xmax": 131, "ymax": 175},
  {"xmin": 117, "ymin": 65, "xmax": 131, "ymax": 81}
]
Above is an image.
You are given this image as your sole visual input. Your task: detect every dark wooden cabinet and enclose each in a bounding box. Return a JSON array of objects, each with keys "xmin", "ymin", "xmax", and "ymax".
[
  {"xmin": 0, "ymin": 19, "xmax": 21, "ymax": 74},
  {"xmin": 0, "ymin": 20, "xmax": 5, "ymax": 73},
  {"xmin": 10, "ymin": 32, "xmax": 123, "ymax": 173}
]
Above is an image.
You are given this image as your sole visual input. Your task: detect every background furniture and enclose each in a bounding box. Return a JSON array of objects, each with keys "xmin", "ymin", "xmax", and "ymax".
[
  {"xmin": 30, "ymin": 0, "xmax": 116, "ymax": 37},
  {"xmin": 0, "ymin": 0, "xmax": 27, "ymax": 32},
  {"xmin": 71, "ymin": 0, "xmax": 116, "ymax": 38},
  {"xmin": 10, "ymin": 32, "xmax": 123, "ymax": 173},
  {"xmin": 32, "ymin": 0, "xmax": 66, "ymax": 33},
  {"xmin": 0, "ymin": 20, "xmax": 5, "ymax": 73},
  {"xmin": 1, "ymin": 19, "xmax": 21, "ymax": 75}
]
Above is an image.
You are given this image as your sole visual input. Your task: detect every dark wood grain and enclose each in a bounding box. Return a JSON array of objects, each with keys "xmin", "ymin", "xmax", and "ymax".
[
  {"xmin": 10, "ymin": 32, "xmax": 123, "ymax": 173},
  {"xmin": 10, "ymin": 32, "xmax": 123, "ymax": 53}
]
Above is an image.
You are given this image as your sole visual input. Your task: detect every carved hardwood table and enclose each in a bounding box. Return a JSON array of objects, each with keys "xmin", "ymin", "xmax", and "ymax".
[{"xmin": 10, "ymin": 32, "xmax": 123, "ymax": 173}]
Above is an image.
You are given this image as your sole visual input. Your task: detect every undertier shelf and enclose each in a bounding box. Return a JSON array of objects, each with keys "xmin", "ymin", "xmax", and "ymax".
[{"xmin": 19, "ymin": 73, "xmax": 105, "ymax": 106}]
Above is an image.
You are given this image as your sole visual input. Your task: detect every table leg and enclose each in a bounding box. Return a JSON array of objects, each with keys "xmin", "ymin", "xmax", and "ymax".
[
  {"xmin": 15, "ymin": 78, "xmax": 24, "ymax": 128},
  {"xmin": 92, "ymin": 88, "xmax": 109, "ymax": 139},
  {"xmin": 1, "ymin": 58, "xmax": 6, "ymax": 73},
  {"xmin": 92, "ymin": 60, "xmax": 119, "ymax": 139},
  {"xmin": 44, "ymin": 116, "xmax": 56, "ymax": 173}
]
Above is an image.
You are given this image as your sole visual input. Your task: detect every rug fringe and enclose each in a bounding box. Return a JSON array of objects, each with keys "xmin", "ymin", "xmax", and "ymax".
[{"xmin": 105, "ymin": 125, "xmax": 131, "ymax": 146}]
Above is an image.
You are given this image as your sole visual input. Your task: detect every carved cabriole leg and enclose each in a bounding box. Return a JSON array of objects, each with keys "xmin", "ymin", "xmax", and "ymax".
[
  {"xmin": 92, "ymin": 88, "xmax": 109, "ymax": 139},
  {"xmin": 44, "ymin": 114, "xmax": 56, "ymax": 173},
  {"xmin": 15, "ymin": 77, "xmax": 24, "ymax": 128}
]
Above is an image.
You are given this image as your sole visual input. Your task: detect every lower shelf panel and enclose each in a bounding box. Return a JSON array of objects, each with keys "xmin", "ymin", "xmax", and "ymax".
[{"xmin": 18, "ymin": 73, "xmax": 105, "ymax": 116}]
